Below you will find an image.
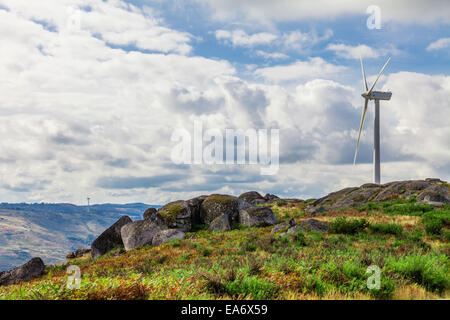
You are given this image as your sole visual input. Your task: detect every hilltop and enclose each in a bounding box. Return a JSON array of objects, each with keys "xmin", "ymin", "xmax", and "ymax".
[{"xmin": 0, "ymin": 178, "xmax": 449, "ymax": 300}]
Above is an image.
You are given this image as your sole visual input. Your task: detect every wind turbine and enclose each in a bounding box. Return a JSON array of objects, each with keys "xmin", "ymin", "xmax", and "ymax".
[{"xmin": 353, "ymin": 56, "xmax": 392, "ymax": 184}]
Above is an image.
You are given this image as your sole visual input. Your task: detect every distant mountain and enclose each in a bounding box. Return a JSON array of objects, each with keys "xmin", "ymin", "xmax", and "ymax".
[{"xmin": 0, "ymin": 202, "xmax": 160, "ymax": 272}]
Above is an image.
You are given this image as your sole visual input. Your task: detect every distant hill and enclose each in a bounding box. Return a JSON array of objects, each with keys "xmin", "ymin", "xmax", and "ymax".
[{"xmin": 0, "ymin": 202, "xmax": 160, "ymax": 271}]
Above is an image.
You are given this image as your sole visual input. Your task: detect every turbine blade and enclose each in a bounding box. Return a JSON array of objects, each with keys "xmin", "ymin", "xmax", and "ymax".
[
  {"xmin": 353, "ymin": 98, "xmax": 369, "ymax": 165},
  {"xmin": 368, "ymin": 57, "xmax": 391, "ymax": 94},
  {"xmin": 360, "ymin": 54, "xmax": 368, "ymax": 92}
]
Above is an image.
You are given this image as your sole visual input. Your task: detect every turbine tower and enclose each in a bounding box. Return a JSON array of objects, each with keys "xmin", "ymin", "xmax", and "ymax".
[
  {"xmin": 87, "ymin": 196, "xmax": 90, "ymax": 213},
  {"xmin": 353, "ymin": 56, "xmax": 392, "ymax": 184}
]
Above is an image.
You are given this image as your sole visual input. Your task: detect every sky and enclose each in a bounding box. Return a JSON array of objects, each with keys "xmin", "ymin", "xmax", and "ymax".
[{"xmin": 0, "ymin": 0, "xmax": 449, "ymax": 205}]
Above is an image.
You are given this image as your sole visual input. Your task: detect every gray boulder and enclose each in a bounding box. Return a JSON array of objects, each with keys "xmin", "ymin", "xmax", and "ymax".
[
  {"xmin": 264, "ymin": 193, "xmax": 280, "ymax": 201},
  {"xmin": 91, "ymin": 215, "xmax": 132, "ymax": 258},
  {"xmin": 287, "ymin": 225, "xmax": 306, "ymax": 234},
  {"xmin": 417, "ymin": 185, "xmax": 450, "ymax": 204},
  {"xmin": 299, "ymin": 218, "xmax": 328, "ymax": 232},
  {"xmin": 121, "ymin": 219, "xmax": 167, "ymax": 251},
  {"xmin": 201, "ymin": 194, "xmax": 240, "ymax": 226},
  {"xmin": 208, "ymin": 214, "xmax": 232, "ymax": 231},
  {"xmin": 239, "ymin": 207, "xmax": 278, "ymax": 227},
  {"xmin": 143, "ymin": 207, "xmax": 158, "ymax": 220},
  {"xmin": 238, "ymin": 191, "xmax": 266, "ymax": 205},
  {"xmin": 271, "ymin": 218, "xmax": 295, "ymax": 233},
  {"xmin": 0, "ymin": 257, "xmax": 45, "ymax": 286},
  {"xmin": 158, "ymin": 200, "xmax": 192, "ymax": 231},
  {"xmin": 152, "ymin": 229, "xmax": 185, "ymax": 246},
  {"xmin": 287, "ymin": 219, "xmax": 328, "ymax": 234},
  {"xmin": 187, "ymin": 195, "xmax": 208, "ymax": 225}
]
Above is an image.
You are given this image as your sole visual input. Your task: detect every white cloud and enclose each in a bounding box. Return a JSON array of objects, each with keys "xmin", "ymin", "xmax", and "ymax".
[
  {"xmin": 200, "ymin": 0, "xmax": 450, "ymax": 25},
  {"xmin": 215, "ymin": 29, "xmax": 277, "ymax": 47},
  {"xmin": 255, "ymin": 50, "xmax": 289, "ymax": 60},
  {"xmin": 326, "ymin": 43, "xmax": 400, "ymax": 59},
  {"xmin": 427, "ymin": 37, "xmax": 450, "ymax": 51},
  {"xmin": 0, "ymin": 0, "xmax": 193, "ymax": 54},
  {"xmin": 282, "ymin": 29, "xmax": 333, "ymax": 51},
  {"xmin": 254, "ymin": 57, "xmax": 346, "ymax": 83}
]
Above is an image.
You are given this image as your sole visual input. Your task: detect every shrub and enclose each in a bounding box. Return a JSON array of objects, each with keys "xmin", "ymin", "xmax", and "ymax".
[
  {"xmin": 369, "ymin": 276, "xmax": 396, "ymax": 299},
  {"xmin": 226, "ymin": 276, "xmax": 276, "ymax": 299},
  {"xmin": 201, "ymin": 247, "xmax": 213, "ymax": 257},
  {"xmin": 442, "ymin": 229, "xmax": 450, "ymax": 242},
  {"xmin": 294, "ymin": 231, "xmax": 307, "ymax": 247},
  {"xmin": 386, "ymin": 252, "xmax": 449, "ymax": 292},
  {"xmin": 369, "ymin": 223, "xmax": 404, "ymax": 236},
  {"xmin": 424, "ymin": 219, "xmax": 443, "ymax": 235},
  {"xmin": 329, "ymin": 217, "xmax": 369, "ymax": 234},
  {"xmin": 422, "ymin": 209, "xmax": 450, "ymax": 235},
  {"xmin": 407, "ymin": 229, "xmax": 424, "ymax": 243},
  {"xmin": 276, "ymin": 200, "xmax": 287, "ymax": 206}
]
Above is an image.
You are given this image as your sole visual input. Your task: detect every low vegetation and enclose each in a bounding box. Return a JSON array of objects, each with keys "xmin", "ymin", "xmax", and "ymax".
[{"xmin": 0, "ymin": 199, "xmax": 448, "ymax": 300}]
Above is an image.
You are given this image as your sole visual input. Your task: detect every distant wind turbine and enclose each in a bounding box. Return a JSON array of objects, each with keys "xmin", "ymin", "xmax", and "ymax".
[
  {"xmin": 87, "ymin": 197, "xmax": 90, "ymax": 213},
  {"xmin": 354, "ymin": 56, "xmax": 392, "ymax": 184}
]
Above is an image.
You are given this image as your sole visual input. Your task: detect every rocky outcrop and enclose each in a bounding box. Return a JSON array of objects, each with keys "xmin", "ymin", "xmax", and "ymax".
[
  {"xmin": 121, "ymin": 219, "xmax": 167, "ymax": 251},
  {"xmin": 271, "ymin": 218, "xmax": 295, "ymax": 233},
  {"xmin": 208, "ymin": 214, "xmax": 232, "ymax": 231},
  {"xmin": 239, "ymin": 207, "xmax": 278, "ymax": 227},
  {"xmin": 306, "ymin": 179, "xmax": 449, "ymax": 214},
  {"xmin": 66, "ymin": 248, "xmax": 91, "ymax": 259},
  {"xmin": 187, "ymin": 195, "xmax": 208, "ymax": 225},
  {"xmin": 0, "ymin": 257, "xmax": 45, "ymax": 286},
  {"xmin": 286, "ymin": 219, "xmax": 328, "ymax": 234},
  {"xmin": 143, "ymin": 208, "xmax": 158, "ymax": 220},
  {"xmin": 152, "ymin": 229, "xmax": 185, "ymax": 246},
  {"xmin": 201, "ymin": 195, "xmax": 240, "ymax": 226},
  {"xmin": 158, "ymin": 200, "xmax": 192, "ymax": 232},
  {"xmin": 91, "ymin": 216, "xmax": 132, "ymax": 258},
  {"xmin": 238, "ymin": 191, "xmax": 266, "ymax": 205}
]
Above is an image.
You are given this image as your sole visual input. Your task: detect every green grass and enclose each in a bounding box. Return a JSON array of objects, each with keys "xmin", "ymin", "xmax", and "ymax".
[
  {"xmin": 329, "ymin": 217, "xmax": 369, "ymax": 234},
  {"xmin": 386, "ymin": 252, "xmax": 449, "ymax": 292},
  {"xmin": 369, "ymin": 223, "xmax": 404, "ymax": 236}
]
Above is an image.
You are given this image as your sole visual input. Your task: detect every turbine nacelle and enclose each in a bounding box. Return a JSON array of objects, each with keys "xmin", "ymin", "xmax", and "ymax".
[{"xmin": 361, "ymin": 91, "xmax": 392, "ymax": 101}]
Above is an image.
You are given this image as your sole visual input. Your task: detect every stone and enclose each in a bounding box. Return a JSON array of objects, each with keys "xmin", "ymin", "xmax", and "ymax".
[
  {"xmin": 271, "ymin": 222, "xmax": 291, "ymax": 234},
  {"xmin": 158, "ymin": 200, "xmax": 192, "ymax": 231},
  {"xmin": 239, "ymin": 207, "xmax": 278, "ymax": 227},
  {"xmin": 67, "ymin": 248, "xmax": 91, "ymax": 260},
  {"xmin": 200, "ymin": 194, "xmax": 240, "ymax": 226},
  {"xmin": 208, "ymin": 214, "xmax": 232, "ymax": 231},
  {"xmin": 238, "ymin": 191, "xmax": 266, "ymax": 205},
  {"xmin": 0, "ymin": 257, "xmax": 45, "ymax": 286},
  {"xmin": 152, "ymin": 229, "xmax": 185, "ymax": 246},
  {"xmin": 417, "ymin": 185, "xmax": 450, "ymax": 204},
  {"xmin": 143, "ymin": 208, "xmax": 158, "ymax": 220},
  {"xmin": 305, "ymin": 179, "xmax": 449, "ymax": 213},
  {"xmin": 186, "ymin": 195, "xmax": 208, "ymax": 225},
  {"xmin": 287, "ymin": 225, "xmax": 306, "ymax": 234},
  {"xmin": 121, "ymin": 219, "xmax": 167, "ymax": 251},
  {"xmin": 91, "ymin": 215, "xmax": 132, "ymax": 258},
  {"xmin": 298, "ymin": 219, "xmax": 328, "ymax": 232},
  {"xmin": 264, "ymin": 194, "xmax": 280, "ymax": 201}
]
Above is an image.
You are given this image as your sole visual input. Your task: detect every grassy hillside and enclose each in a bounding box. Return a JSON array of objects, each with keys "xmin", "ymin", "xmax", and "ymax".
[{"xmin": 0, "ymin": 199, "xmax": 448, "ymax": 300}]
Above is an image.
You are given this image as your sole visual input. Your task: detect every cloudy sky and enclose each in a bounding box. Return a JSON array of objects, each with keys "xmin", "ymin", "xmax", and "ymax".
[{"xmin": 0, "ymin": 0, "xmax": 449, "ymax": 205}]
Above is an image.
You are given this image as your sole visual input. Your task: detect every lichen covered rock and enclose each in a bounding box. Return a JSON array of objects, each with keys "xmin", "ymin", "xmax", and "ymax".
[{"xmin": 239, "ymin": 207, "xmax": 278, "ymax": 227}]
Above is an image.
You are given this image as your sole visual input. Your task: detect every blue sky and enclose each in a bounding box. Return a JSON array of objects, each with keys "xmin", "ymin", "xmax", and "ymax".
[{"xmin": 0, "ymin": 0, "xmax": 449, "ymax": 205}]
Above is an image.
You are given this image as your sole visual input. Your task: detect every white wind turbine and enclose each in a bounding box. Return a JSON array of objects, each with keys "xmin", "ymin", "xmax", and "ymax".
[{"xmin": 353, "ymin": 56, "xmax": 392, "ymax": 184}]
